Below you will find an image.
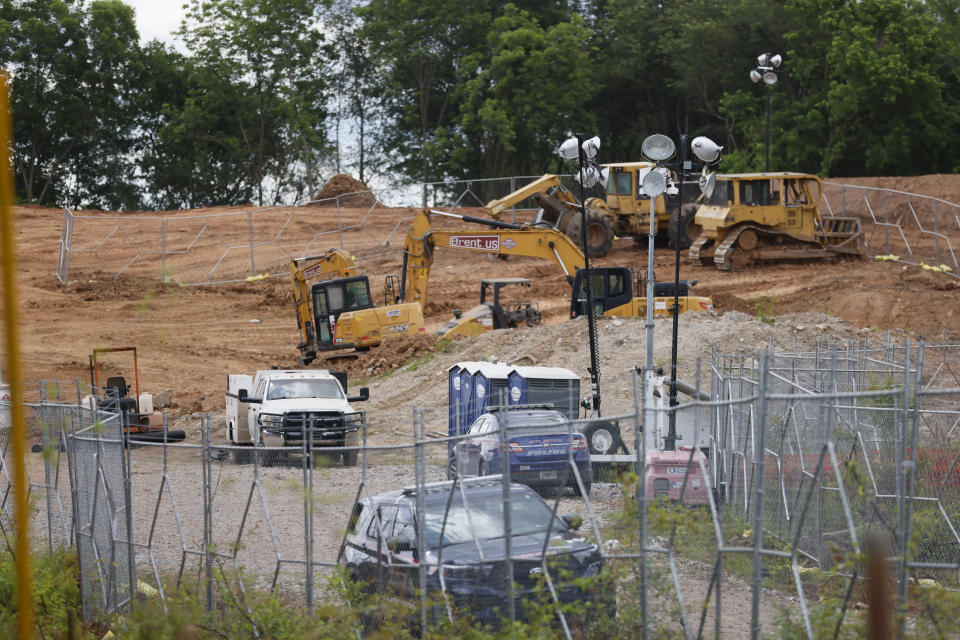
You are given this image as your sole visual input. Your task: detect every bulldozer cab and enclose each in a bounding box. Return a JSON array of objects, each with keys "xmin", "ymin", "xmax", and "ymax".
[
  {"xmin": 569, "ymin": 267, "xmax": 633, "ymax": 318},
  {"xmin": 311, "ymin": 276, "xmax": 374, "ymax": 346}
]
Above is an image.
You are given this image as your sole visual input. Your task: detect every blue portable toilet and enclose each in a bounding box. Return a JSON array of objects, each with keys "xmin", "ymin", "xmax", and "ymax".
[
  {"xmin": 457, "ymin": 366, "xmax": 474, "ymax": 434},
  {"xmin": 448, "ymin": 363, "xmax": 462, "ymax": 439},
  {"xmin": 470, "ymin": 362, "xmax": 512, "ymax": 422},
  {"xmin": 507, "ymin": 366, "xmax": 580, "ymax": 420}
]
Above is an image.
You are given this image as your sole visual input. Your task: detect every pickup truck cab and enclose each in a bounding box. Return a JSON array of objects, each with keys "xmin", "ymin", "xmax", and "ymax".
[{"xmin": 226, "ymin": 369, "xmax": 368, "ymax": 466}]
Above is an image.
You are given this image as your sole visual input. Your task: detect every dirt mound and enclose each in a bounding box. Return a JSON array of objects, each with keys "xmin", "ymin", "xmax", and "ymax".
[
  {"xmin": 334, "ymin": 333, "xmax": 439, "ymax": 379},
  {"xmin": 311, "ymin": 174, "xmax": 379, "ymax": 208}
]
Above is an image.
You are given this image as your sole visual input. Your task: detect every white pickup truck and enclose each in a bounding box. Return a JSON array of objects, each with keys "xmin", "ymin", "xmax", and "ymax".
[{"xmin": 225, "ymin": 369, "xmax": 369, "ymax": 466}]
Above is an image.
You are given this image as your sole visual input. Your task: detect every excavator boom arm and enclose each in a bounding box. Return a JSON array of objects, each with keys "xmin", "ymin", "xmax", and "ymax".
[
  {"xmin": 402, "ymin": 209, "xmax": 584, "ymax": 309},
  {"xmin": 484, "ymin": 174, "xmax": 577, "ymax": 219}
]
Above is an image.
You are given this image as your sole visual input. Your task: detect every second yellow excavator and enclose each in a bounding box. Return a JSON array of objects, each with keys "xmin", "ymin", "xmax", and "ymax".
[{"xmin": 401, "ymin": 209, "xmax": 713, "ymax": 333}]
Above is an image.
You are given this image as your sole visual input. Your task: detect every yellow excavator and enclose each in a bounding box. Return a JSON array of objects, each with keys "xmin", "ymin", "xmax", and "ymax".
[
  {"xmin": 401, "ymin": 209, "xmax": 713, "ymax": 330},
  {"xmin": 290, "ymin": 249, "xmax": 425, "ymax": 365}
]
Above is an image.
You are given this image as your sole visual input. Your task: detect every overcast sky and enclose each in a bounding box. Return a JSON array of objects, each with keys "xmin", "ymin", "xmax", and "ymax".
[{"xmin": 125, "ymin": 0, "xmax": 188, "ymax": 52}]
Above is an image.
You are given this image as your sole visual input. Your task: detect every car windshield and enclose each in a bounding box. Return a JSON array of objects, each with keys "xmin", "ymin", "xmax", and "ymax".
[
  {"xmin": 266, "ymin": 378, "xmax": 343, "ymax": 400},
  {"xmin": 423, "ymin": 490, "xmax": 563, "ymax": 548}
]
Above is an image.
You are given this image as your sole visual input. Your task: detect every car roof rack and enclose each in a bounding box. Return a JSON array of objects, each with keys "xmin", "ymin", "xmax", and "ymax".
[
  {"xmin": 486, "ymin": 403, "xmax": 555, "ymax": 412},
  {"xmin": 400, "ymin": 475, "xmax": 511, "ymax": 496}
]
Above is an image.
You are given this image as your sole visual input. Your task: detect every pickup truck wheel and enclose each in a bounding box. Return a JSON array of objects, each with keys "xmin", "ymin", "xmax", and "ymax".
[
  {"xmin": 341, "ymin": 450, "xmax": 358, "ymax": 467},
  {"xmin": 446, "ymin": 455, "xmax": 457, "ymax": 480},
  {"xmin": 256, "ymin": 442, "xmax": 274, "ymax": 467}
]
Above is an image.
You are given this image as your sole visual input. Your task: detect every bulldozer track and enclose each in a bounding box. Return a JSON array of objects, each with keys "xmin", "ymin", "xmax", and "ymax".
[
  {"xmin": 714, "ymin": 226, "xmax": 752, "ymax": 271},
  {"xmin": 713, "ymin": 223, "xmax": 865, "ymax": 271},
  {"xmin": 689, "ymin": 234, "xmax": 713, "ymax": 267}
]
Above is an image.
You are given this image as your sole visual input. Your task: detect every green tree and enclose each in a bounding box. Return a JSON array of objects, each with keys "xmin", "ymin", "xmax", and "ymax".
[
  {"xmin": 2, "ymin": 0, "xmax": 147, "ymax": 209},
  {"xmin": 449, "ymin": 5, "xmax": 596, "ymax": 181},
  {"xmin": 179, "ymin": 0, "xmax": 332, "ymax": 205},
  {"xmin": 358, "ymin": 0, "xmax": 579, "ymax": 185}
]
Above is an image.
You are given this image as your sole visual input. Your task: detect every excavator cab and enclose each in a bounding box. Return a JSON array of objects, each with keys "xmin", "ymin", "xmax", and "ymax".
[
  {"xmin": 310, "ymin": 276, "xmax": 374, "ymax": 347},
  {"xmin": 569, "ymin": 267, "xmax": 634, "ymax": 318}
]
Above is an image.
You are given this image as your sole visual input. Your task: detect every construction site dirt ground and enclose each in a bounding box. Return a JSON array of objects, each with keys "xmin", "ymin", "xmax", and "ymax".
[
  {"xmin": 6, "ymin": 173, "xmax": 958, "ymax": 427},
  {"xmin": 4, "ymin": 173, "xmax": 959, "ymax": 636}
]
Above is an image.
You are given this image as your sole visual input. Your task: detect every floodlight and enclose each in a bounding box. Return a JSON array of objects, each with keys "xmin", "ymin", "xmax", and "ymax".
[
  {"xmin": 558, "ymin": 137, "xmax": 580, "ymax": 160},
  {"xmin": 574, "ymin": 165, "xmax": 601, "ymax": 188},
  {"xmin": 598, "ymin": 166, "xmax": 610, "ymax": 189},
  {"xmin": 666, "ymin": 182, "xmax": 679, "ymax": 196},
  {"xmin": 642, "ymin": 169, "xmax": 666, "ymax": 198},
  {"xmin": 699, "ymin": 172, "xmax": 717, "ymax": 198},
  {"xmin": 641, "ymin": 134, "xmax": 675, "ymax": 162},
  {"xmin": 582, "ymin": 136, "xmax": 601, "ymax": 159},
  {"xmin": 691, "ymin": 136, "xmax": 723, "ymax": 163},
  {"xmin": 757, "ymin": 53, "xmax": 769, "ymax": 67},
  {"xmin": 750, "ymin": 69, "xmax": 762, "ymax": 83},
  {"xmin": 770, "ymin": 54, "xmax": 782, "ymax": 68},
  {"xmin": 763, "ymin": 71, "xmax": 778, "ymax": 85}
]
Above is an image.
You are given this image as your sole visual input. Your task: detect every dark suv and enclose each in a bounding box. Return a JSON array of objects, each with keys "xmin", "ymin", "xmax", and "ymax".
[{"xmin": 342, "ymin": 477, "xmax": 610, "ymax": 629}]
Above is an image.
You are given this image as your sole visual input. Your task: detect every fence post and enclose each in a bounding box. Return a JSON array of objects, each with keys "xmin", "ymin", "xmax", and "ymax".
[
  {"xmin": 247, "ymin": 212, "xmax": 256, "ymax": 277},
  {"xmin": 750, "ymin": 349, "xmax": 769, "ymax": 640},
  {"xmin": 202, "ymin": 416, "xmax": 214, "ymax": 612},
  {"xmin": 883, "ymin": 190, "xmax": 890, "ymax": 254},
  {"xmin": 416, "ymin": 409, "xmax": 428, "ymax": 633},
  {"xmin": 302, "ymin": 414, "xmax": 314, "ymax": 611},
  {"xmin": 122, "ymin": 402, "xmax": 136, "ymax": 607},
  {"xmin": 498, "ymin": 406, "xmax": 515, "ymax": 626},
  {"xmin": 161, "ymin": 217, "xmax": 168, "ymax": 282},
  {"xmin": 894, "ymin": 338, "xmax": 910, "ymax": 634},
  {"xmin": 934, "ymin": 200, "xmax": 940, "ymax": 266},
  {"xmin": 336, "ymin": 200, "xmax": 344, "ymax": 249}
]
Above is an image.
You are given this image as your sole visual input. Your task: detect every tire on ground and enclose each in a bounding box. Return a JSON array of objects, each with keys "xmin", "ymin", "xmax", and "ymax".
[
  {"xmin": 565, "ymin": 209, "xmax": 614, "ymax": 258},
  {"xmin": 667, "ymin": 204, "xmax": 701, "ymax": 250},
  {"xmin": 583, "ymin": 421, "xmax": 622, "ymax": 456}
]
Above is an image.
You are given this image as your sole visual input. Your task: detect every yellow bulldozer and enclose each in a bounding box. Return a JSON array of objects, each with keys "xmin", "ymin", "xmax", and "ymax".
[
  {"xmin": 687, "ymin": 172, "xmax": 865, "ymax": 270},
  {"xmin": 485, "ymin": 165, "xmax": 702, "ymax": 258}
]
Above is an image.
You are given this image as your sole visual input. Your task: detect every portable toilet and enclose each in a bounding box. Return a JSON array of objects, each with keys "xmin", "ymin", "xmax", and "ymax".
[
  {"xmin": 507, "ymin": 366, "xmax": 580, "ymax": 419},
  {"xmin": 457, "ymin": 366, "xmax": 474, "ymax": 432},
  {"xmin": 469, "ymin": 362, "xmax": 512, "ymax": 423},
  {"xmin": 448, "ymin": 363, "xmax": 463, "ymax": 439}
]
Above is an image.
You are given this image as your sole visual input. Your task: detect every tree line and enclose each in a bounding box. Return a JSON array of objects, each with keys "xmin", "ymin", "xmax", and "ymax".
[{"xmin": 2, "ymin": 0, "xmax": 959, "ymax": 210}]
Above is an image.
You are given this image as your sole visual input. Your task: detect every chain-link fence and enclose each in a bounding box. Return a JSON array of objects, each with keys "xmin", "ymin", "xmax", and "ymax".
[
  {"xmin": 823, "ymin": 182, "xmax": 960, "ymax": 276},
  {"xmin": 56, "ymin": 177, "xmax": 960, "ymax": 286},
  {"xmin": 6, "ymin": 341, "xmax": 960, "ymax": 637}
]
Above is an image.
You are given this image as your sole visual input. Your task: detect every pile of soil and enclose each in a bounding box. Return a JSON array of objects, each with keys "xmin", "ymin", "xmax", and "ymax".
[
  {"xmin": 311, "ymin": 174, "xmax": 379, "ymax": 208},
  {"xmin": 335, "ymin": 333, "xmax": 439, "ymax": 379}
]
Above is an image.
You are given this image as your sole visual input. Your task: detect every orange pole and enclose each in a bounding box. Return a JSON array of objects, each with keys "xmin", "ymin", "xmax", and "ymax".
[{"xmin": 0, "ymin": 72, "xmax": 35, "ymax": 637}]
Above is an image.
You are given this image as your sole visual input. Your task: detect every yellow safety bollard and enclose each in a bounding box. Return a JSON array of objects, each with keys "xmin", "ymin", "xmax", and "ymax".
[{"xmin": 0, "ymin": 71, "xmax": 35, "ymax": 638}]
